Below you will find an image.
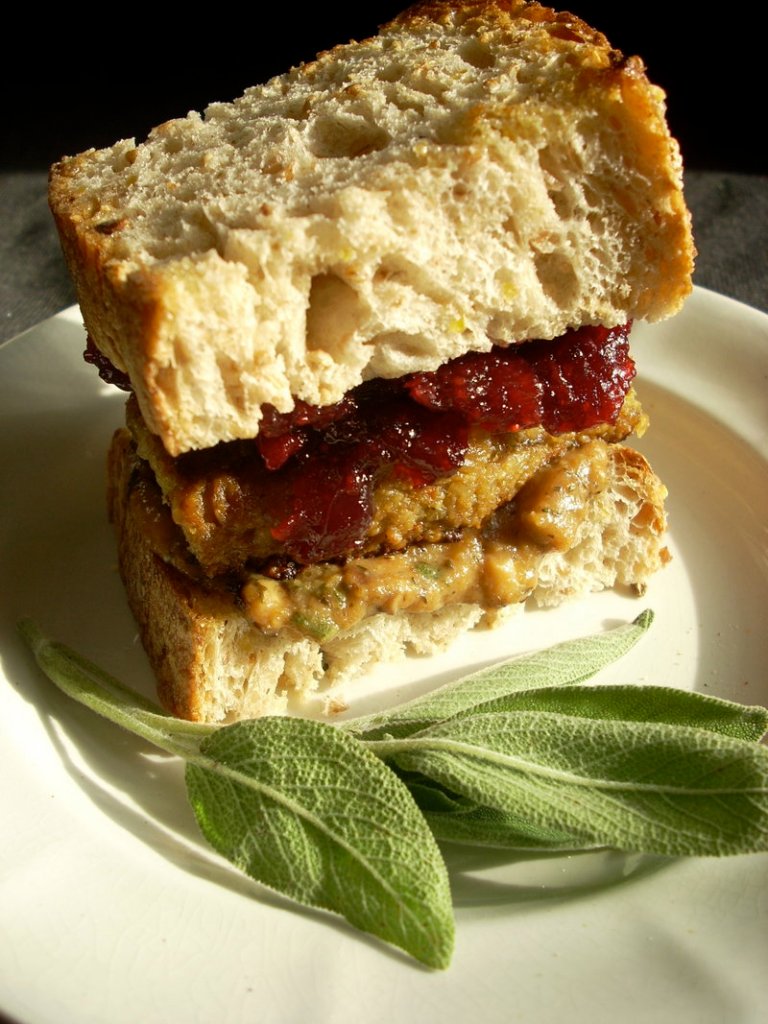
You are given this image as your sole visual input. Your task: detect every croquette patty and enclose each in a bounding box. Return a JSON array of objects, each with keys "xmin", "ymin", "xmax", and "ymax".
[{"xmin": 128, "ymin": 391, "xmax": 646, "ymax": 577}]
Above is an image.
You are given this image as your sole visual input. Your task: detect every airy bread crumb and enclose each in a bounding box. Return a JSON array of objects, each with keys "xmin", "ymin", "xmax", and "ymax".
[{"xmin": 50, "ymin": 0, "xmax": 692, "ymax": 455}]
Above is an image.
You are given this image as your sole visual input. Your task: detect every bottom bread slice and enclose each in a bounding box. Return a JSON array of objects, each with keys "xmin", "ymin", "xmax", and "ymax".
[{"xmin": 108, "ymin": 429, "xmax": 669, "ymax": 723}]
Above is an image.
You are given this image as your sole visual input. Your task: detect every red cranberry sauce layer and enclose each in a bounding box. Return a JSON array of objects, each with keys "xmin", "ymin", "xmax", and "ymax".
[
  {"xmin": 88, "ymin": 324, "xmax": 634, "ymax": 565},
  {"xmin": 84, "ymin": 338, "xmax": 132, "ymax": 391},
  {"xmin": 259, "ymin": 322, "xmax": 634, "ymax": 563}
]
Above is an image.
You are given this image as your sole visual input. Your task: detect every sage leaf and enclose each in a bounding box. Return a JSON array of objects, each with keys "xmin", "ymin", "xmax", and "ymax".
[
  {"xmin": 187, "ymin": 718, "xmax": 454, "ymax": 968},
  {"xmin": 19, "ymin": 620, "xmax": 454, "ymax": 968},
  {"xmin": 426, "ymin": 804, "xmax": 599, "ymax": 851},
  {"xmin": 17, "ymin": 619, "xmax": 216, "ymax": 756},
  {"xmin": 407, "ymin": 780, "xmax": 596, "ymax": 850},
  {"xmin": 372, "ymin": 712, "xmax": 768, "ymax": 856},
  {"xmin": 19, "ymin": 614, "xmax": 768, "ymax": 969},
  {"xmin": 343, "ymin": 610, "xmax": 654, "ymax": 740},
  {"xmin": 452, "ymin": 683, "xmax": 768, "ymax": 741}
]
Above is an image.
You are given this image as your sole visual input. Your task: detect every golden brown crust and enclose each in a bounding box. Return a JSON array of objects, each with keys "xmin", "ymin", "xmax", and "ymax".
[
  {"xmin": 109, "ymin": 429, "xmax": 211, "ymax": 719},
  {"xmin": 392, "ymin": 0, "xmax": 611, "ymax": 51},
  {"xmin": 48, "ymin": 181, "xmax": 164, "ymax": 426}
]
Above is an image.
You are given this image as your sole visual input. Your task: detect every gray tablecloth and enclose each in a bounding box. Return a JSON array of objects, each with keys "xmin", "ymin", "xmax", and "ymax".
[{"xmin": 1, "ymin": 169, "xmax": 766, "ymax": 346}]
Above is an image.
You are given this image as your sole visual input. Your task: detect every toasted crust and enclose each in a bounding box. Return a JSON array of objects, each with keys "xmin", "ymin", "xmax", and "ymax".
[
  {"xmin": 108, "ymin": 428, "xmax": 669, "ymax": 722},
  {"xmin": 51, "ymin": 0, "xmax": 692, "ymax": 455}
]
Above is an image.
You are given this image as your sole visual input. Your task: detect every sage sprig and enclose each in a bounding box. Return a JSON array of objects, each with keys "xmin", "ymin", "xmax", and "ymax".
[
  {"xmin": 17, "ymin": 619, "xmax": 453, "ymax": 969},
  {"xmin": 369, "ymin": 709, "xmax": 768, "ymax": 857},
  {"xmin": 187, "ymin": 718, "xmax": 454, "ymax": 968},
  {"xmin": 17, "ymin": 614, "xmax": 768, "ymax": 969},
  {"xmin": 340, "ymin": 609, "xmax": 655, "ymax": 740}
]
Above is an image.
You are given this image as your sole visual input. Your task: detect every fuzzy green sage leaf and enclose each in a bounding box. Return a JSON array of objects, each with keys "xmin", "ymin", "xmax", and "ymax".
[
  {"xmin": 187, "ymin": 717, "xmax": 453, "ymax": 968},
  {"xmin": 449, "ymin": 682, "xmax": 768, "ymax": 740},
  {"xmin": 17, "ymin": 612, "xmax": 768, "ymax": 969},
  {"xmin": 17, "ymin": 619, "xmax": 452, "ymax": 968},
  {"xmin": 342, "ymin": 610, "xmax": 654, "ymax": 740},
  {"xmin": 372, "ymin": 710, "xmax": 768, "ymax": 856},
  {"xmin": 406, "ymin": 778, "xmax": 597, "ymax": 850},
  {"xmin": 387, "ymin": 684, "xmax": 768, "ymax": 851}
]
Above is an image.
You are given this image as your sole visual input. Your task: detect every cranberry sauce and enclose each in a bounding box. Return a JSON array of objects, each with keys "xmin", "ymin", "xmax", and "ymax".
[
  {"xmin": 84, "ymin": 337, "xmax": 132, "ymax": 391},
  {"xmin": 265, "ymin": 382, "xmax": 470, "ymax": 562},
  {"xmin": 405, "ymin": 323, "xmax": 634, "ymax": 434},
  {"xmin": 258, "ymin": 323, "xmax": 634, "ymax": 563},
  {"xmin": 89, "ymin": 323, "xmax": 634, "ymax": 565}
]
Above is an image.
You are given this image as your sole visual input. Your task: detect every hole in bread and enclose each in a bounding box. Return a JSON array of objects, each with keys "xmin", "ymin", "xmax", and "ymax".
[
  {"xmin": 537, "ymin": 145, "xmax": 579, "ymax": 220},
  {"xmin": 379, "ymin": 66, "xmax": 430, "ymax": 115},
  {"xmin": 500, "ymin": 215, "xmax": 522, "ymax": 244},
  {"xmin": 407, "ymin": 74, "xmax": 448, "ymax": 100},
  {"xmin": 372, "ymin": 253, "xmax": 452, "ymax": 304},
  {"xmin": 305, "ymin": 273, "xmax": 367, "ymax": 356},
  {"xmin": 307, "ymin": 116, "xmax": 391, "ymax": 159},
  {"xmin": 379, "ymin": 62, "xmax": 405, "ymax": 83},
  {"xmin": 457, "ymin": 39, "xmax": 495, "ymax": 69},
  {"xmin": 162, "ymin": 135, "xmax": 185, "ymax": 155},
  {"xmin": 548, "ymin": 185, "xmax": 575, "ymax": 220},
  {"xmin": 533, "ymin": 250, "xmax": 579, "ymax": 307},
  {"xmin": 283, "ymin": 97, "xmax": 312, "ymax": 121},
  {"xmin": 362, "ymin": 331, "xmax": 434, "ymax": 377},
  {"xmin": 373, "ymin": 264, "xmax": 400, "ymax": 284},
  {"xmin": 385, "ymin": 89, "xmax": 426, "ymax": 117}
]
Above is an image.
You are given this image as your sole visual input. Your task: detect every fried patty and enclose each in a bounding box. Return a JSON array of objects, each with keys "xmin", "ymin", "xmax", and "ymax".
[{"xmin": 127, "ymin": 392, "xmax": 647, "ymax": 577}]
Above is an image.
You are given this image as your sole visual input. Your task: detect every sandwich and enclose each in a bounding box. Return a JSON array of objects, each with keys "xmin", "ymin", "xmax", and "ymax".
[{"xmin": 48, "ymin": 0, "xmax": 694, "ymax": 723}]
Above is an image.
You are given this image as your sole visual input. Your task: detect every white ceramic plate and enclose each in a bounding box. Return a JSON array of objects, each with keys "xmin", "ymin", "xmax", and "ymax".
[{"xmin": 1, "ymin": 289, "xmax": 767, "ymax": 1024}]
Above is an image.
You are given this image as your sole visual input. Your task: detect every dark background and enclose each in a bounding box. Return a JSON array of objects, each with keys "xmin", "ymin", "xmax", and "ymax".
[{"xmin": 4, "ymin": 2, "xmax": 763, "ymax": 174}]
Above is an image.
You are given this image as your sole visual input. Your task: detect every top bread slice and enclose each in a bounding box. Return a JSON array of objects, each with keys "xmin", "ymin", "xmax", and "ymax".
[{"xmin": 49, "ymin": 0, "xmax": 693, "ymax": 456}]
